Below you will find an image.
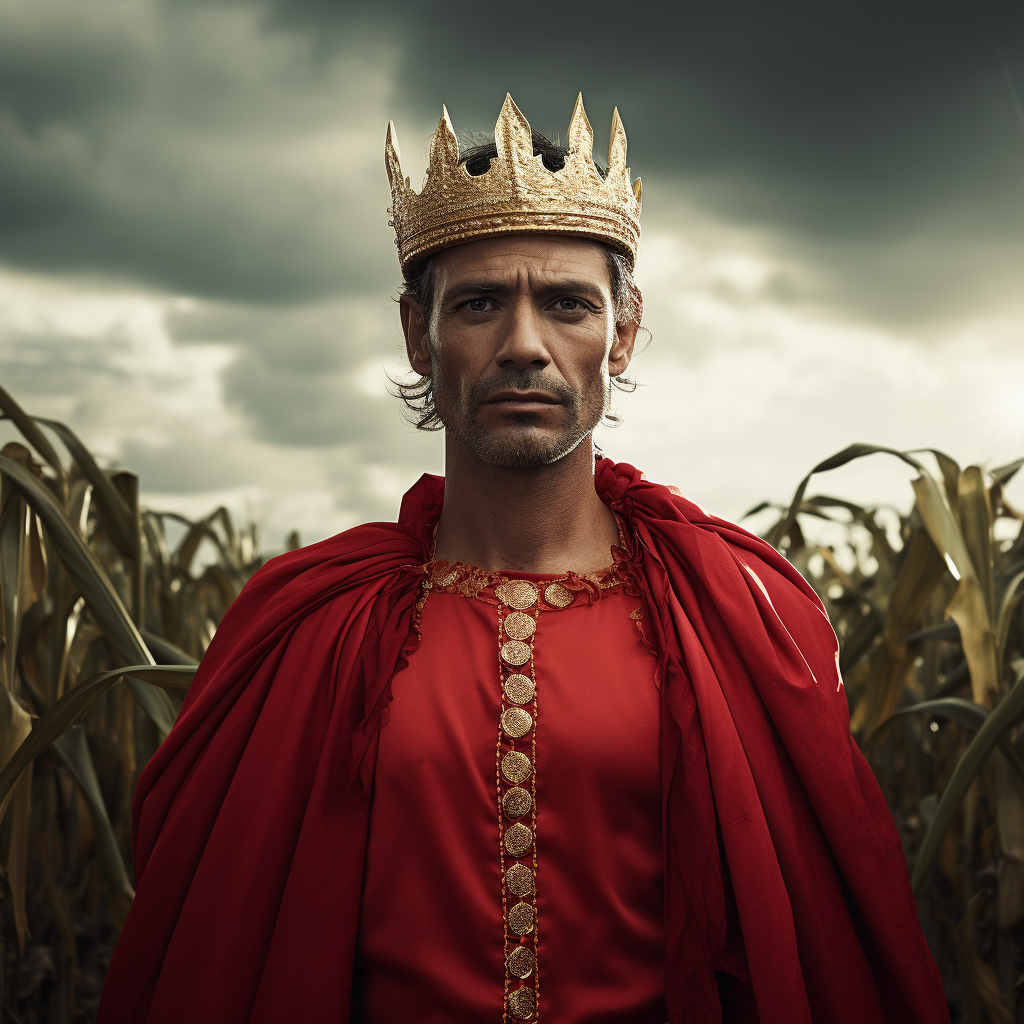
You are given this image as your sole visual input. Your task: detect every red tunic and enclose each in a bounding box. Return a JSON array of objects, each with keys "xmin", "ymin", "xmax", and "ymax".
[{"xmin": 355, "ymin": 558, "xmax": 667, "ymax": 1023}]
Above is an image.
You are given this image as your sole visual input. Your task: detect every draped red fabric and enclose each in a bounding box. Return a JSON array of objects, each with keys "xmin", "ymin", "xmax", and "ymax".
[
  {"xmin": 596, "ymin": 460, "xmax": 948, "ymax": 1024},
  {"xmin": 98, "ymin": 460, "xmax": 947, "ymax": 1024}
]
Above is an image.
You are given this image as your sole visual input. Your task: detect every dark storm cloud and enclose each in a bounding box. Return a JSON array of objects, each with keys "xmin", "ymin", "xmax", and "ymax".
[
  {"xmin": 271, "ymin": 0, "xmax": 1023, "ymax": 238},
  {"xmin": 264, "ymin": 0, "xmax": 1024, "ymax": 326},
  {"xmin": 0, "ymin": 1, "xmax": 396, "ymax": 302},
  {"xmin": 1, "ymin": 0, "xmax": 1022, "ymax": 327}
]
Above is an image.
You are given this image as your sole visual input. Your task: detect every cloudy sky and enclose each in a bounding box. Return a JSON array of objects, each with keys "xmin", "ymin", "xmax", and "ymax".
[{"xmin": 2, "ymin": 0, "xmax": 1023, "ymax": 548}]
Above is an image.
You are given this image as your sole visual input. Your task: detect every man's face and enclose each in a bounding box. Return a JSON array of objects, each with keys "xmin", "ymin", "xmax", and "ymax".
[{"xmin": 402, "ymin": 235, "xmax": 637, "ymax": 469}]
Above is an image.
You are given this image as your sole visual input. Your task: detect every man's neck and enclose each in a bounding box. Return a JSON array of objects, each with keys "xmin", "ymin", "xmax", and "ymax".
[{"xmin": 432, "ymin": 437, "xmax": 619, "ymax": 575}]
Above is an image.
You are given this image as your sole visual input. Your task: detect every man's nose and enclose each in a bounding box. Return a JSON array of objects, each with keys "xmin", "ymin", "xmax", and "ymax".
[{"xmin": 494, "ymin": 300, "xmax": 551, "ymax": 369}]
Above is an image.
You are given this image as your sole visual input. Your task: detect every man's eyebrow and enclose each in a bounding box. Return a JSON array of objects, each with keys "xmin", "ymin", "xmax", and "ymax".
[{"xmin": 442, "ymin": 279, "xmax": 607, "ymax": 303}]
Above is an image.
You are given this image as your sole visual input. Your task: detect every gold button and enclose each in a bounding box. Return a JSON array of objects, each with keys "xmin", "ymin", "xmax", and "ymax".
[
  {"xmin": 502, "ymin": 786, "xmax": 531, "ymax": 819},
  {"xmin": 501, "ymin": 707, "xmax": 532, "ymax": 739},
  {"xmin": 500, "ymin": 640, "xmax": 531, "ymax": 667},
  {"xmin": 508, "ymin": 986, "xmax": 536, "ymax": 1019},
  {"xmin": 508, "ymin": 901, "xmax": 535, "ymax": 935},
  {"xmin": 505, "ymin": 863, "xmax": 534, "ymax": 897},
  {"xmin": 506, "ymin": 944, "xmax": 535, "ymax": 979},
  {"xmin": 504, "ymin": 673, "xmax": 535, "ymax": 704},
  {"xmin": 504, "ymin": 822, "xmax": 533, "ymax": 857},
  {"xmin": 503, "ymin": 611, "xmax": 536, "ymax": 640},
  {"xmin": 544, "ymin": 582, "xmax": 574, "ymax": 608},
  {"xmin": 496, "ymin": 580, "xmax": 539, "ymax": 609},
  {"xmin": 501, "ymin": 750, "xmax": 532, "ymax": 784}
]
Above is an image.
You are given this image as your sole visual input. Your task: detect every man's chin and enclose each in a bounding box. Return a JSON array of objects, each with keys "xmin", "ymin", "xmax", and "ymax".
[{"xmin": 462, "ymin": 425, "xmax": 587, "ymax": 469}]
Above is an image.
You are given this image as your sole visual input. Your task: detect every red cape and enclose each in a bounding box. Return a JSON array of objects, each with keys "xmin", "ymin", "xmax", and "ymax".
[{"xmin": 98, "ymin": 461, "xmax": 947, "ymax": 1024}]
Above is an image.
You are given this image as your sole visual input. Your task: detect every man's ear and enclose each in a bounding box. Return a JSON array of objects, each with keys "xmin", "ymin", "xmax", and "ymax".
[
  {"xmin": 401, "ymin": 296, "xmax": 432, "ymax": 377},
  {"xmin": 608, "ymin": 291, "xmax": 643, "ymax": 378}
]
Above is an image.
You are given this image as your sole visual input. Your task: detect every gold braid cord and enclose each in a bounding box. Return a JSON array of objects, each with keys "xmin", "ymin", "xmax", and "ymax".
[
  {"xmin": 495, "ymin": 579, "xmax": 542, "ymax": 1021},
  {"xmin": 385, "ymin": 93, "xmax": 642, "ymax": 276}
]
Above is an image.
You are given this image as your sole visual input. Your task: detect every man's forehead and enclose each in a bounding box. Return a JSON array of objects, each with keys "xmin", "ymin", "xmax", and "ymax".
[{"xmin": 434, "ymin": 235, "xmax": 609, "ymax": 290}]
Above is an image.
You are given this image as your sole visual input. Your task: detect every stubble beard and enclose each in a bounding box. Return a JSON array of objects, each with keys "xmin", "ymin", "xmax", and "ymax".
[{"xmin": 434, "ymin": 363, "xmax": 607, "ymax": 470}]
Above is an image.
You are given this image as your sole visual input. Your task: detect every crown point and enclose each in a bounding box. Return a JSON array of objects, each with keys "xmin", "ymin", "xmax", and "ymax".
[
  {"xmin": 608, "ymin": 107, "xmax": 627, "ymax": 176},
  {"xmin": 385, "ymin": 120, "xmax": 408, "ymax": 194},
  {"xmin": 567, "ymin": 92, "xmax": 594, "ymax": 164},
  {"xmin": 427, "ymin": 105, "xmax": 460, "ymax": 178},
  {"xmin": 495, "ymin": 93, "xmax": 532, "ymax": 164},
  {"xmin": 632, "ymin": 176, "xmax": 643, "ymax": 206}
]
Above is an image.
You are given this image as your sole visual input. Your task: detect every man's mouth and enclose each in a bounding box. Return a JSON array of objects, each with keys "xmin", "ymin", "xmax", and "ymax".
[{"xmin": 482, "ymin": 390, "xmax": 563, "ymax": 411}]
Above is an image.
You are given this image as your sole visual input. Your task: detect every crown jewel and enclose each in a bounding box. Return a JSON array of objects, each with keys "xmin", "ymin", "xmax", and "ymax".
[{"xmin": 386, "ymin": 94, "xmax": 642, "ymax": 276}]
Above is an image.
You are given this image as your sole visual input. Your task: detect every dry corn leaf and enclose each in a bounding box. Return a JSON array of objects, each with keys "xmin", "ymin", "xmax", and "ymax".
[
  {"xmin": 912, "ymin": 472, "xmax": 999, "ymax": 707},
  {"xmin": 959, "ymin": 466, "xmax": 995, "ymax": 625},
  {"xmin": 37, "ymin": 417, "xmax": 135, "ymax": 560},
  {"xmin": 0, "ymin": 453, "xmax": 176, "ymax": 736},
  {"xmin": 0, "ymin": 386, "xmax": 67, "ymax": 500},
  {"xmin": 0, "ymin": 664, "xmax": 194, "ymax": 810}
]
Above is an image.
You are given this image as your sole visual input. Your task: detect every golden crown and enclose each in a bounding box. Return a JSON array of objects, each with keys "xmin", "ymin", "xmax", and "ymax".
[{"xmin": 386, "ymin": 93, "xmax": 642, "ymax": 277}]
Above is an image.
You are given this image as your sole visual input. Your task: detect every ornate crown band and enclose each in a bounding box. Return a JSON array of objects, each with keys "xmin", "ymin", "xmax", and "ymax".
[{"xmin": 386, "ymin": 94, "xmax": 642, "ymax": 277}]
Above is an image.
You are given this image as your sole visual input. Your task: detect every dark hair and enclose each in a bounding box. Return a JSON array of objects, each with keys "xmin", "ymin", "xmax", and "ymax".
[{"xmin": 393, "ymin": 132, "xmax": 643, "ymax": 431}]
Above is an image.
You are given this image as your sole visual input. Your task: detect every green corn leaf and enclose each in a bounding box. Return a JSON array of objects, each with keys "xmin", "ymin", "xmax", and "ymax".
[
  {"xmin": 52, "ymin": 726, "xmax": 136, "ymax": 925},
  {"xmin": 767, "ymin": 444, "xmax": 925, "ymax": 550},
  {"xmin": 0, "ymin": 664, "xmax": 194, "ymax": 810},
  {"xmin": 142, "ymin": 629, "xmax": 198, "ymax": 666},
  {"xmin": 867, "ymin": 696, "xmax": 1024, "ymax": 784},
  {"xmin": 912, "ymin": 660, "xmax": 1024, "ymax": 890}
]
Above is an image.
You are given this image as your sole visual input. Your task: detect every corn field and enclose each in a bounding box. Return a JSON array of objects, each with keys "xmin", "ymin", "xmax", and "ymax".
[
  {"xmin": 752, "ymin": 443, "xmax": 1024, "ymax": 1024},
  {"xmin": 0, "ymin": 383, "xmax": 265, "ymax": 1022},
  {"xmin": 0, "ymin": 384, "xmax": 1022, "ymax": 1023}
]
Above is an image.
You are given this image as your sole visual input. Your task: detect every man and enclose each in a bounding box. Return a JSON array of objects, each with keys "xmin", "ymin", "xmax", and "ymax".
[{"xmin": 99, "ymin": 95, "xmax": 947, "ymax": 1023}]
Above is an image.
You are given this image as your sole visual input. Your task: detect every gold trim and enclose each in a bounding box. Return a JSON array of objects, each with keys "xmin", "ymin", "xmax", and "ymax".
[
  {"xmin": 508, "ymin": 901, "xmax": 535, "ymax": 936},
  {"xmin": 502, "ymin": 786, "xmax": 532, "ymax": 819},
  {"xmin": 505, "ymin": 863, "xmax": 534, "ymax": 897},
  {"xmin": 496, "ymin": 579, "xmax": 539, "ymax": 610},
  {"xmin": 501, "ymin": 706, "xmax": 533, "ymax": 739},
  {"xmin": 504, "ymin": 822, "xmax": 533, "ymax": 858},
  {"xmin": 504, "ymin": 674, "xmax": 535, "ymax": 705},
  {"xmin": 543, "ymin": 582, "xmax": 574, "ymax": 608},
  {"xmin": 504, "ymin": 611, "xmax": 537, "ymax": 640},
  {"xmin": 508, "ymin": 985, "xmax": 537, "ymax": 1020},
  {"xmin": 501, "ymin": 750, "xmax": 532, "ymax": 784},
  {"xmin": 501, "ymin": 640, "xmax": 532, "ymax": 667},
  {"xmin": 506, "ymin": 945, "xmax": 535, "ymax": 979}
]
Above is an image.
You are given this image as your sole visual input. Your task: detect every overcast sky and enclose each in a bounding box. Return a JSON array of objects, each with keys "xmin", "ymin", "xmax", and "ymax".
[{"xmin": 2, "ymin": 0, "xmax": 1023, "ymax": 548}]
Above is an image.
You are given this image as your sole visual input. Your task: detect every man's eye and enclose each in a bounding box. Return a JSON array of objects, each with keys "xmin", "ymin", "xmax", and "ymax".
[
  {"xmin": 466, "ymin": 298, "xmax": 491, "ymax": 312},
  {"xmin": 555, "ymin": 298, "xmax": 584, "ymax": 311}
]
